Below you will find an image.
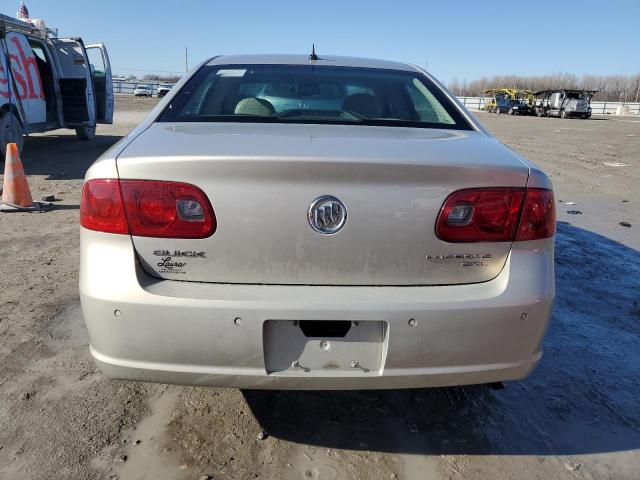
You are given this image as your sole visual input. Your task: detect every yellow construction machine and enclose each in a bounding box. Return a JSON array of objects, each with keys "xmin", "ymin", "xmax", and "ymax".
[{"xmin": 482, "ymin": 88, "xmax": 534, "ymax": 113}]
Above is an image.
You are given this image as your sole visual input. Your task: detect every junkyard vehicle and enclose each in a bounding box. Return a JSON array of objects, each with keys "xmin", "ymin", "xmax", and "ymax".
[
  {"xmin": 133, "ymin": 85, "xmax": 152, "ymax": 97},
  {"xmin": 495, "ymin": 98, "xmax": 532, "ymax": 115},
  {"xmin": 157, "ymin": 83, "xmax": 173, "ymax": 98},
  {"xmin": 482, "ymin": 88, "xmax": 534, "ymax": 113},
  {"xmin": 0, "ymin": 14, "xmax": 113, "ymax": 153},
  {"xmin": 80, "ymin": 54, "xmax": 556, "ymax": 390},
  {"xmin": 533, "ymin": 89, "xmax": 596, "ymax": 118}
]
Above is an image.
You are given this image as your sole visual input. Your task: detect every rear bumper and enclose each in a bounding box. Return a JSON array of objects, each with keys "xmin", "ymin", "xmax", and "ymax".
[{"xmin": 80, "ymin": 229, "xmax": 555, "ymax": 390}]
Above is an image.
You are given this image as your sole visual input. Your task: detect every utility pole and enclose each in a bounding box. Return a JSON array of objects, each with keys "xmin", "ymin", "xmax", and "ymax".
[{"xmin": 185, "ymin": 46, "xmax": 188, "ymax": 73}]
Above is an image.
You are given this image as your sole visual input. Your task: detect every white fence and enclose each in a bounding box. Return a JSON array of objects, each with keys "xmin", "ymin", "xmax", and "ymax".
[
  {"xmin": 457, "ymin": 96, "xmax": 640, "ymax": 116},
  {"xmin": 112, "ymin": 80, "xmax": 640, "ymax": 116},
  {"xmin": 113, "ymin": 80, "xmax": 169, "ymax": 96}
]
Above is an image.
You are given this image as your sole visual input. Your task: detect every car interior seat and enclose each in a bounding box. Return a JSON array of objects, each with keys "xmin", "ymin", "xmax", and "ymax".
[
  {"xmin": 342, "ymin": 93, "xmax": 382, "ymax": 118},
  {"xmin": 234, "ymin": 97, "xmax": 276, "ymax": 116}
]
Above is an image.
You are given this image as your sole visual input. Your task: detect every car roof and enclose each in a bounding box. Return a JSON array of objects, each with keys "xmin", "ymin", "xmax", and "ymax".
[{"xmin": 207, "ymin": 54, "xmax": 418, "ymax": 72}]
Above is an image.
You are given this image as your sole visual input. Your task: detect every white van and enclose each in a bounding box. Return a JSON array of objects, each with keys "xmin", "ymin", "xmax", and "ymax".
[{"xmin": 0, "ymin": 14, "xmax": 113, "ymax": 154}]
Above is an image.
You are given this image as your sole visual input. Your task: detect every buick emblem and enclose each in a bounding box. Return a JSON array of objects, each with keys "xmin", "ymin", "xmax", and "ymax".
[{"xmin": 308, "ymin": 196, "xmax": 347, "ymax": 234}]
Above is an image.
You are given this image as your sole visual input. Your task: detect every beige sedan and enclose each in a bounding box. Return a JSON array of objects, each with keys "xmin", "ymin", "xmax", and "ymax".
[{"xmin": 79, "ymin": 54, "xmax": 555, "ymax": 389}]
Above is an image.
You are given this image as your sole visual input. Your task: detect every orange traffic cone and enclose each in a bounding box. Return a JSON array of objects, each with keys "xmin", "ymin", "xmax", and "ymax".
[{"xmin": 1, "ymin": 143, "xmax": 36, "ymax": 211}]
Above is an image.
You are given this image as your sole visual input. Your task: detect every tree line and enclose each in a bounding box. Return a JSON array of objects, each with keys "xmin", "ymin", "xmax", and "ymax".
[
  {"xmin": 448, "ymin": 73, "xmax": 640, "ymax": 102},
  {"xmin": 117, "ymin": 73, "xmax": 183, "ymax": 83},
  {"xmin": 142, "ymin": 73, "xmax": 182, "ymax": 83}
]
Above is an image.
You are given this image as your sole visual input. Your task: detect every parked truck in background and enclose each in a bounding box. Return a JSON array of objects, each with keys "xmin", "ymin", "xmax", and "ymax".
[
  {"xmin": 157, "ymin": 83, "xmax": 173, "ymax": 98},
  {"xmin": 0, "ymin": 14, "xmax": 113, "ymax": 155},
  {"xmin": 533, "ymin": 90, "xmax": 596, "ymax": 119},
  {"xmin": 133, "ymin": 85, "xmax": 152, "ymax": 97}
]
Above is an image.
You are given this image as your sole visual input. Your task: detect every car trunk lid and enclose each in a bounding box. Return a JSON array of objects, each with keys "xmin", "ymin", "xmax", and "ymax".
[{"xmin": 116, "ymin": 122, "xmax": 529, "ymax": 286}]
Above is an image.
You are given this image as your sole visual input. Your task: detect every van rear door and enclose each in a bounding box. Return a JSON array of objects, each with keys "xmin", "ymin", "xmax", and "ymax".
[
  {"xmin": 85, "ymin": 44, "xmax": 113, "ymax": 124},
  {"xmin": 48, "ymin": 38, "xmax": 96, "ymax": 127}
]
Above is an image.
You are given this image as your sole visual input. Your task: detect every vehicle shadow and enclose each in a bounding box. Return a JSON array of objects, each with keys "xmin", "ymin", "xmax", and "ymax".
[
  {"xmin": 243, "ymin": 222, "xmax": 640, "ymax": 456},
  {"xmin": 4, "ymin": 134, "xmax": 124, "ymax": 180}
]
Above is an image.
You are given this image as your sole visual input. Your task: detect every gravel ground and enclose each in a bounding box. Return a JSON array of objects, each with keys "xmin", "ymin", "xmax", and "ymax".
[{"xmin": 0, "ymin": 100, "xmax": 639, "ymax": 480}]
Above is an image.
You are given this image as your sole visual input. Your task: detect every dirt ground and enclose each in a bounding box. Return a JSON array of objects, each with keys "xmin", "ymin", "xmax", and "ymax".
[{"xmin": 1, "ymin": 98, "xmax": 639, "ymax": 480}]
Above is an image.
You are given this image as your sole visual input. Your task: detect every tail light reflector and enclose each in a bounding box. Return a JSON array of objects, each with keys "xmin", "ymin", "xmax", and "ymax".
[
  {"xmin": 81, "ymin": 179, "xmax": 216, "ymax": 238},
  {"xmin": 436, "ymin": 187, "xmax": 555, "ymax": 243}
]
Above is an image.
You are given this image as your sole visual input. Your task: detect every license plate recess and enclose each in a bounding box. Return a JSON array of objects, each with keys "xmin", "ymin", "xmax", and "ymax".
[{"xmin": 264, "ymin": 320, "xmax": 387, "ymax": 375}]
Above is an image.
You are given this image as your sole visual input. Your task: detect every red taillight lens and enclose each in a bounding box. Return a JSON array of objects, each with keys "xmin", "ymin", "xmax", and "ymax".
[
  {"xmin": 80, "ymin": 179, "xmax": 129, "ymax": 234},
  {"xmin": 516, "ymin": 188, "xmax": 555, "ymax": 241},
  {"xmin": 436, "ymin": 187, "xmax": 555, "ymax": 243},
  {"xmin": 436, "ymin": 188, "xmax": 525, "ymax": 242},
  {"xmin": 80, "ymin": 179, "xmax": 216, "ymax": 238}
]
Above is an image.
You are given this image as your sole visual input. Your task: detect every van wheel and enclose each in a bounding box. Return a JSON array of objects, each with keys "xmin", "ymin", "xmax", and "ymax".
[
  {"xmin": 76, "ymin": 126, "xmax": 96, "ymax": 140},
  {"xmin": 0, "ymin": 111, "xmax": 24, "ymax": 157}
]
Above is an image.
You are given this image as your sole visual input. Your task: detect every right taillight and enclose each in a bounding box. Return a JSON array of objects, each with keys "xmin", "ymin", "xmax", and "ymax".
[
  {"xmin": 515, "ymin": 188, "xmax": 555, "ymax": 241},
  {"xmin": 80, "ymin": 179, "xmax": 216, "ymax": 238},
  {"xmin": 436, "ymin": 187, "xmax": 555, "ymax": 243}
]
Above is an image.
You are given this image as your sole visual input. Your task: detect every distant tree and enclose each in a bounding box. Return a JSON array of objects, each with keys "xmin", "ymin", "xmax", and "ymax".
[{"xmin": 142, "ymin": 73, "xmax": 182, "ymax": 83}]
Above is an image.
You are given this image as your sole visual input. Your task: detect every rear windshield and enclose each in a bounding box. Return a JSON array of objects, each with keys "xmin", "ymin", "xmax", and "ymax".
[{"xmin": 158, "ymin": 64, "xmax": 472, "ymax": 130}]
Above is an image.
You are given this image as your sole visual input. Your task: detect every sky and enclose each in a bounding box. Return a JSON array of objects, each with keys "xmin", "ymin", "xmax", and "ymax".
[{"xmin": 8, "ymin": 0, "xmax": 640, "ymax": 83}]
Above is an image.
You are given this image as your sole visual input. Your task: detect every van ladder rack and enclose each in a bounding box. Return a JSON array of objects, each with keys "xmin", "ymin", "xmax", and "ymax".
[{"xmin": 0, "ymin": 13, "xmax": 57, "ymax": 39}]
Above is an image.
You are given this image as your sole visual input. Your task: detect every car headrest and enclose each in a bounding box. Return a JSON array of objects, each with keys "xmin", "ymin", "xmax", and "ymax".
[{"xmin": 234, "ymin": 97, "xmax": 276, "ymax": 116}]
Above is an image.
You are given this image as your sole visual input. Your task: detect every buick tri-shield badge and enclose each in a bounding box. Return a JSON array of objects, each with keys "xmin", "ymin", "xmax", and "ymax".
[{"xmin": 308, "ymin": 196, "xmax": 347, "ymax": 234}]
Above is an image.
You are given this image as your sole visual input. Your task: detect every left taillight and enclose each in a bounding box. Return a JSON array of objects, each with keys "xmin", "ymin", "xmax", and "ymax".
[
  {"xmin": 80, "ymin": 179, "xmax": 216, "ymax": 238},
  {"xmin": 80, "ymin": 179, "xmax": 129, "ymax": 234}
]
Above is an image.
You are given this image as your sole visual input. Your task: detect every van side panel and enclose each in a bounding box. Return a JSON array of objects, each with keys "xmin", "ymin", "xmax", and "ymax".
[{"xmin": 2, "ymin": 33, "xmax": 46, "ymax": 124}]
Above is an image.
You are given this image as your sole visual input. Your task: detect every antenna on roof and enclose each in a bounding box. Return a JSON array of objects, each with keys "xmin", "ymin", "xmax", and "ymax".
[{"xmin": 309, "ymin": 44, "xmax": 319, "ymax": 61}]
